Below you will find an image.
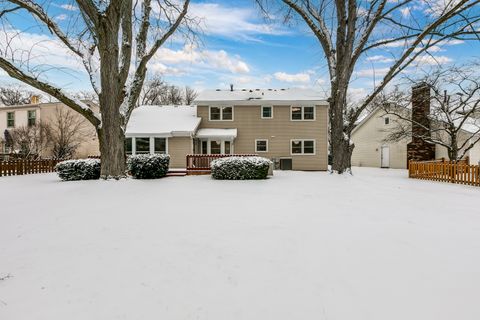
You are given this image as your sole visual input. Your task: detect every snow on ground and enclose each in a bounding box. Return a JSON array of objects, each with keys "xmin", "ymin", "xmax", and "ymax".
[{"xmin": 1, "ymin": 167, "xmax": 479, "ymax": 320}]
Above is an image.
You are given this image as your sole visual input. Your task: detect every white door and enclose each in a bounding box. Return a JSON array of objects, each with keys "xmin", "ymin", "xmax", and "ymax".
[{"xmin": 381, "ymin": 146, "xmax": 390, "ymax": 168}]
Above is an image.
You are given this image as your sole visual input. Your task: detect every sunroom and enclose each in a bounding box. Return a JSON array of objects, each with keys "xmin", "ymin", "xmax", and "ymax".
[{"xmin": 125, "ymin": 105, "xmax": 200, "ymax": 157}]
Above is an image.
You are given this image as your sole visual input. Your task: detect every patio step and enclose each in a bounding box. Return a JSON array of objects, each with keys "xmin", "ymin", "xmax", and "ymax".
[{"xmin": 166, "ymin": 169, "xmax": 188, "ymax": 177}]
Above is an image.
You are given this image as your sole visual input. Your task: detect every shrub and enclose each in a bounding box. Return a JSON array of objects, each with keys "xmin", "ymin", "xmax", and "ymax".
[
  {"xmin": 127, "ymin": 154, "xmax": 170, "ymax": 179},
  {"xmin": 55, "ymin": 159, "xmax": 101, "ymax": 181},
  {"xmin": 211, "ymin": 156, "xmax": 272, "ymax": 180}
]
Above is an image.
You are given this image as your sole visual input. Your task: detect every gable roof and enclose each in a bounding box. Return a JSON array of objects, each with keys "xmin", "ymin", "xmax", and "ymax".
[
  {"xmin": 125, "ymin": 105, "xmax": 201, "ymax": 137},
  {"xmin": 195, "ymin": 88, "xmax": 328, "ymax": 105},
  {"xmin": 351, "ymin": 107, "xmax": 385, "ymax": 135}
]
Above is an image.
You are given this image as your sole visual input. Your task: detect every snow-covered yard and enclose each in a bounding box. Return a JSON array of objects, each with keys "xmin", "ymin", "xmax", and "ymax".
[{"xmin": 1, "ymin": 168, "xmax": 479, "ymax": 320}]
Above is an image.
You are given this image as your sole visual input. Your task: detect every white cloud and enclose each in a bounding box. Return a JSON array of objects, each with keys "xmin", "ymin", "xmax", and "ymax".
[
  {"xmin": 60, "ymin": 4, "xmax": 78, "ymax": 11},
  {"xmin": 274, "ymin": 72, "xmax": 311, "ymax": 83},
  {"xmin": 400, "ymin": 7, "xmax": 411, "ymax": 17},
  {"xmin": 149, "ymin": 63, "xmax": 185, "ymax": 76},
  {"xmin": 357, "ymin": 54, "xmax": 451, "ymax": 78},
  {"xmin": 356, "ymin": 67, "xmax": 391, "ymax": 77},
  {"xmin": 366, "ymin": 55, "xmax": 395, "ymax": 63},
  {"xmin": 154, "ymin": 45, "xmax": 250, "ymax": 74},
  {"xmin": 348, "ymin": 87, "xmax": 368, "ymax": 103},
  {"xmin": 189, "ymin": 3, "xmax": 288, "ymax": 40},
  {"xmin": 414, "ymin": 55, "xmax": 452, "ymax": 65},
  {"xmin": 225, "ymin": 75, "xmax": 273, "ymax": 88},
  {"xmin": 0, "ymin": 29, "xmax": 83, "ymax": 72},
  {"xmin": 55, "ymin": 14, "xmax": 68, "ymax": 21},
  {"xmin": 424, "ymin": 0, "xmax": 462, "ymax": 16}
]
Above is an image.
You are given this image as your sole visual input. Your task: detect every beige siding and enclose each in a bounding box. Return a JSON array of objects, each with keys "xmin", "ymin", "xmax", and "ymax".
[
  {"xmin": 39, "ymin": 104, "xmax": 99, "ymax": 158},
  {"xmin": 168, "ymin": 137, "xmax": 192, "ymax": 168},
  {"xmin": 197, "ymin": 105, "xmax": 328, "ymax": 170},
  {"xmin": 1, "ymin": 102, "xmax": 99, "ymax": 158},
  {"xmin": 351, "ymin": 109, "xmax": 409, "ymax": 169},
  {"xmin": 0, "ymin": 106, "xmax": 39, "ymax": 134},
  {"xmin": 469, "ymin": 143, "xmax": 480, "ymax": 165},
  {"xmin": 435, "ymin": 129, "xmax": 480, "ymax": 163}
]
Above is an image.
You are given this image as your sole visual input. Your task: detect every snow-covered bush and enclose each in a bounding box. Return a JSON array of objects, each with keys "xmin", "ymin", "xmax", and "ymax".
[
  {"xmin": 127, "ymin": 154, "xmax": 170, "ymax": 179},
  {"xmin": 211, "ymin": 156, "xmax": 272, "ymax": 180},
  {"xmin": 55, "ymin": 159, "xmax": 101, "ymax": 181}
]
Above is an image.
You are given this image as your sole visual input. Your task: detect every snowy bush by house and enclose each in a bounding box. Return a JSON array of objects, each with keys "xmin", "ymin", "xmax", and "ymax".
[
  {"xmin": 211, "ymin": 156, "xmax": 272, "ymax": 180},
  {"xmin": 127, "ymin": 154, "xmax": 170, "ymax": 179},
  {"xmin": 55, "ymin": 159, "xmax": 101, "ymax": 181}
]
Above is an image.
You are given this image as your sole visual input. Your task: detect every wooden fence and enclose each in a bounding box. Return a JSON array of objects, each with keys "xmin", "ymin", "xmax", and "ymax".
[
  {"xmin": 409, "ymin": 158, "xmax": 480, "ymax": 187},
  {"xmin": 0, "ymin": 159, "xmax": 62, "ymax": 177}
]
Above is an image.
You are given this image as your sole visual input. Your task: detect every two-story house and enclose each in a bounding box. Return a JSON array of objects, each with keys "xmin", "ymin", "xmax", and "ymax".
[
  {"xmin": 0, "ymin": 97, "xmax": 99, "ymax": 158},
  {"xmin": 125, "ymin": 88, "xmax": 329, "ymax": 170}
]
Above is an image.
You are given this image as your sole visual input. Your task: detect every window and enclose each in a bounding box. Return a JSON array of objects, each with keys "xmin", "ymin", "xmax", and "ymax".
[
  {"xmin": 291, "ymin": 139, "xmax": 315, "ymax": 155},
  {"xmin": 291, "ymin": 107, "xmax": 302, "ymax": 120},
  {"xmin": 291, "ymin": 140, "xmax": 302, "ymax": 154},
  {"xmin": 135, "ymin": 137, "xmax": 150, "ymax": 154},
  {"xmin": 291, "ymin": 106, "xmax": 315, "ymax": 121},
  {"xmin": 303, "ymin": 140, "xmax": 315, "ymax": 154},
  {"xmin": 261, "ymin": 106, "xmax": 273, "ymax": 119},
  {"xmin": 210, "ymin": 106, "xmax": 221, "ymax": 120},
  {"xmin": 224, "ymin": 141, "xmax": 231, "ymax": 154},
  {"xmin": 303, "ymin": 107, "xmax": 315, "ymax": 120},
  {"xmin": 384, "ymin": 117, "xmax": 390, "ymax": 125},
  {"xmin": 201, "ymin": 140, "xmax": 232, "ymax": 154},
  {"xmin": 222, "ymin": 106, "xmax": 233, "ymax": 120},
  {"xmin": 154, "ymin": 138, "xmax": 166, "ymax": 154},
  {"xmin": 255, "ymin": 139, "xmax": 268, "ymax": 152},
  {"xmin": 7, "ymin": 112, "xmax": 14, "ymax": 128},
  {"xmin": 210, "ymin": 140, "xmax": 221, "ymax": 154},
  {"xmin": 209, "ymin": 106, "xmax": 233, "ymax": 121},
  {"xmin": 125, "ymin": 138, "xmax": 133, "ymax": 155},
  {"xmin": 28, "ymin": 110, "xmax": 36, "ymax": 126}
]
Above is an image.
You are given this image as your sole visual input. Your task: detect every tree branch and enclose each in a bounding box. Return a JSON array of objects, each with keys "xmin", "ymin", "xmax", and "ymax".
[{"xmin": 0, "ymin": 57, "xmax": 100, "ymax": 127}]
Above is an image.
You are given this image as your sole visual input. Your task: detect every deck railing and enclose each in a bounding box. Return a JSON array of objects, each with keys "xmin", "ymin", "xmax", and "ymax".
[
  {"xmin": 0, "ymin": 159, "xmax": 63, "ymax": 177},
  {"xmin": 186, "ymin": 154, "xmax": 257, "ymax": 171},
  {"xmin": 408, "ymin": 157, "xmax": 480, "ymax": 187}
]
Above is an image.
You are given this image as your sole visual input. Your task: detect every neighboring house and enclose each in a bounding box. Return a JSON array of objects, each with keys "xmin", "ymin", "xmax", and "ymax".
[
  {"xmin": 0, "ymin": 97, "xmax": 99, "ymax": 158},
  {"xmin": 351, "ymin": 85, "xmax": 480, "ymax": 169},
  {"xmin": 125, "ymin": 88, "xmax": 329, "ymax": 170}
]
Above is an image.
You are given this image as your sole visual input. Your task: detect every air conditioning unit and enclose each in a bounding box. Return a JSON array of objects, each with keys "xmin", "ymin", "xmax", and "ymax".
[{"xmin": 279, "ymin": 158, "xmax": 292, "ymax": 170}]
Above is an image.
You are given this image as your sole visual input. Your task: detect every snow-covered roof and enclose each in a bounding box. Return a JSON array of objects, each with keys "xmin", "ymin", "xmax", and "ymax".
[
  {"xmin": 126, "ymin": 105, "xmax": 201, "ymax": 137},
  {"xmin": 196, "ymin": 128, "xmax": 238, "ymax": 139},
  {"xmin": 195, "ymin": 88, "xmax": 328, "ymax": 105}
]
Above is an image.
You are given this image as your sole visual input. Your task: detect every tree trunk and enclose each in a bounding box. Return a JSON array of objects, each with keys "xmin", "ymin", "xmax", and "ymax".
[
  {"xmin": 97, "ymin": 115, "xmax": 126, "ymax": 179},
  {"xmin": 330, "ymin": 82, "xmax": 354, "ymax": 174},
  {"xmin": 96, "ymin": 19, "xmax": 126, "ymax": 178}
]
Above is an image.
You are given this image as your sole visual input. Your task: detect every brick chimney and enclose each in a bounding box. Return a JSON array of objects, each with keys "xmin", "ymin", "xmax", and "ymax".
[
  {"xmin": 30, "ymin": 95, "xmax": 40, "ymax": 104},
  {"xmin": 407, "ymin": 83, "xmax": 435, "ymax": 164}
]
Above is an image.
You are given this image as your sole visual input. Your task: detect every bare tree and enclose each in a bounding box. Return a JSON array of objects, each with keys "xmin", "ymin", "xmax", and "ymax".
[
  {"xmin": 382, "ymin": 63, "xmax": 480, "ymax": 161},
  {"xmin": 140, "ymin": 75, "xmax": 197, "ymax": 105},
  {"xmin": 0, "ymin": 85, "xmax": 37, "ymax": 105},
  {"xmin": 140, "ymin": 76, "xmax": 168, "ymax": 105},
  {"xmin": 48, "ymin": 107, "xmax": 94, "ymax": 159},
  {"xmin": 184, "ymin": 86, "xmax": 198, "ymax": 105},
  {"xmin": 73, "ymin": 91, "xmax": 99, "ymax": 104},
  {"xmin": 0, "ymin": 0, "xmax": 194, "ymax": 178},
  {"xmin": 3, "ymin": 129, "xmax": 13, "ymax": 152},
  {"xmin": 8, "ymin": 123, "xmax": 50, "ymax": 159},
  {"xmin": 256, "ymin": 0, "xmax": 480, "ymax": 173},
  {"xmin": 167, "ymin": 85, "xmax": 184, "ymax": 105}
]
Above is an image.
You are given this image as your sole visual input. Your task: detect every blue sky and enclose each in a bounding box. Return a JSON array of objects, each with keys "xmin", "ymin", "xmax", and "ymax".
[{"xmin": 0, "ymin": 0, "xmax": 479, "ymax": 99}]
